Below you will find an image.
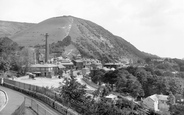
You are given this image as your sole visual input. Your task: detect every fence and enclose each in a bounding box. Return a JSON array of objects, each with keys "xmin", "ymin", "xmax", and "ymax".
[{"xmin": 0, "ymin": 78, "xmax": 79, "ymax": 115}]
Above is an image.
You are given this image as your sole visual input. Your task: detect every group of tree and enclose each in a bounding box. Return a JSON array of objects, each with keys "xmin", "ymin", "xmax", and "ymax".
[
  {"xmin": 0, "ymin": 37, "xmax": 35, "ymax": 77},
  {"xmin": 90, "ymin": 67, "xmax": 183, "ymax": 97},
  {"xmin": 57, "ymin": 76, "xmax": 148, "ymax": 115},
  {"xmin": 88, "ymin": 65, "xmax": 184, "ymax": 114}
]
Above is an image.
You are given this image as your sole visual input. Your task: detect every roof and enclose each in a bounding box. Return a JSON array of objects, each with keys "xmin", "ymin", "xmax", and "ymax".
[
  {"xmin": 57, "ymin": 56, "xmax": 63, "ymax": 60},
  {"xmin": 57, "ymin": 64, "xmax": 66, "ymax": 68},
  {"xmin": 147, "ymin": 94, "xmax": 168, "ymax": 102},
  {"xmin": 149, "ymin": 94, "xmax": 158, "ymax": 102},
  {"xmin": 30, "ymin": 64, "xmax": 58, "ymax": 68},
  {"xmin": 74, "ymin": 60, "xmax": 83, "ymax": 63},
  {"xmin": 105, "ymin": 94, "xmax": 117, "ymax": 99},
  {"xmin": 157, "ymin": 94, "xmax": 168, "ymax": 101},
  {"xmin": 33, "ymin": 72, "xmax": 41, "ymax": 74},
  {"xmin": 104, "ymin": 63, "xmax": 124, "ymax": 65},
  {"xmin": 61, "ymin": 62, "xmax": 74, "ymax": 65}
]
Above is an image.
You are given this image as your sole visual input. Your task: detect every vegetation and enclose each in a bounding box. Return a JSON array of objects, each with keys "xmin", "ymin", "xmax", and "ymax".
[
  {"xmin": 86, "ymin": 64, "xmax": 184, "ymax": 114},
  {"xmin": 0, "ymin": 37, "xmax": 34, "ymax": 77},
  {"xmin": 56, "ymin": 76, "xmax": 147, "ymax": 115}
]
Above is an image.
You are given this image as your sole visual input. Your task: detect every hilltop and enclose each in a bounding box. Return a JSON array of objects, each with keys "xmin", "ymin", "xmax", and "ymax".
[{"xmin": 2, "ymin": 16, "xmax": 157, "ymax": 62}]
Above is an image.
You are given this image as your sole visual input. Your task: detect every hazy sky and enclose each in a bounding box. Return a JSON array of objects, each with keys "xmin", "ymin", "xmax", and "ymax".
[{"xmin": 1, "ymin": 0, "xmax": 184, "ymax": 59}]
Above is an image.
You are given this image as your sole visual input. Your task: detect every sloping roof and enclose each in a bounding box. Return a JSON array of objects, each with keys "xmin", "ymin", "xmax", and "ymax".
[
  {"xmin": 57, "ymin": 56, "xmax": 64, "ymax": 60},
  {"xmin": 30, "ymin": 64, "xmax": 58, "ymax": 68},
  {"xmin": 149, "ymin": 94, "xmax": 158, "ymax": 102},
  {"xmin": 105, "ymin": 94, "xmax": 117, "ymax": 99},
  {"xmin": 104, "ymin": 63, "xmax": 124, "ymax": 65},
  {"xmin": 74, "ymin": 60, "xmax": 83, "ymax": 63},
  {"xmin": 57, "ymin": 64, "xmax": 66, "ymax": 68},
  {"xmin": 61, "ymin": 62, "xmax": 74, "ymax": 65},
  {"xmin": 147, "ymin": 94, "xmax": 168, "ymax": 102},
  {"xmin": 157, "ymin": 94, "xmax": 168, "ymax": 101}
]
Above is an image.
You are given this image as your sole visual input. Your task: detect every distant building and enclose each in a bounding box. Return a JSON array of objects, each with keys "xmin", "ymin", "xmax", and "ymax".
[
  {"xmin": 29, "ymin": 64, "xmax": 59, "ymax": 78},
  {"xmin": 72, "ymin": 59, "xmax": 83, "ymax": 70},
  {"xmin": 83, "ymin": 58, "xmax": 102, "ymax": 70},
  {"xmin": 104, "ymin": 63, "xmax": 125, "ymax": 69},
  {"xmin": 57, "ymin": 57, "xmax": 74, "ymax": 69},
  {"xmin": 143, "ymin": 94, "xmax": 169, "ymax": 112}
]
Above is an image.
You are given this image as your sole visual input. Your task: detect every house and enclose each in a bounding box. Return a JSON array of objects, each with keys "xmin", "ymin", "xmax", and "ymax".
[
  {"xmin": 143, "ymin": 94, "xmax": 169, "ymax": 112},
  {"xmin": 83, "ymin": 59, "xmax": 102, "ymax": 70},
  {"xmin": 82, "ymin": 67, "xmax": 90, "ymax": 76},
  {"xmin": 175, "ymin": 94, "xmax": 184, "ymax": 104},
  {"xmin": 105, "ymin": 94, "xmax": 118, "ymax": 103},
  {"xmin": 56, "ymin": 57, "xmax": 74, "ymax": 69},
  {"xmin": 104, "ymin": 63, "xmax": 124, "ymax": 69},
  {"xmin": 59, "ymin": 60, "xmax": 74, "ymax": 69},
  {"xmin": 29, "ymin": 64, "xmax": 59, "ymax": 78},
  {"xmin": 72, "ymin": 60, "xmax": 83, "ymax": 70}
]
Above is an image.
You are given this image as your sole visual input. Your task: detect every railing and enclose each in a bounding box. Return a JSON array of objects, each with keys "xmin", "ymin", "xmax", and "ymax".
[{"xmin": 0, "ymin": 78, "xmax": 79, "ymax": 115}]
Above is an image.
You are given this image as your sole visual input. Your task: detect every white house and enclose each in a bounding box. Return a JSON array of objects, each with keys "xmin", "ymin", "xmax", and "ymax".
[{"xmin": 143, "ymin": 94, "xmax": 169, "ymax": 112}]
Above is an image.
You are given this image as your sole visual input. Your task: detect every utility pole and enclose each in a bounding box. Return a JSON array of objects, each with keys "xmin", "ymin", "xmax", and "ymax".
[{"xmin": 45, "ymin": 33, "xmax": 49, "ymax": 63}]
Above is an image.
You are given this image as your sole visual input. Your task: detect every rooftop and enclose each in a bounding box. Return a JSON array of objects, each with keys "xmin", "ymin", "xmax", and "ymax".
[{"xmin": 30, "ymin": 64, "xmax": 58, "ymax": 68}]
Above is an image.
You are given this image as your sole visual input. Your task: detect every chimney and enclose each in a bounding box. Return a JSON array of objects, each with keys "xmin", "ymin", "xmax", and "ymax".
[{"xmin": 45, "ymin": 33, "xmax": 49, "ymax": 63}]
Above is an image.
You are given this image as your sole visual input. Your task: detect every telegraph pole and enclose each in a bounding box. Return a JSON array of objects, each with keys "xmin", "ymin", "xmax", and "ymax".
[{"xmin": 45, "ymin": 33, "xmax": 49, "ymax": 63}]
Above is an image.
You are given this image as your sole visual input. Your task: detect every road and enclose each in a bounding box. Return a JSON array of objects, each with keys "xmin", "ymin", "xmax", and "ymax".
[{"xmin": 0, "ymin": 86, "xmax": 62, "ymax": 115}]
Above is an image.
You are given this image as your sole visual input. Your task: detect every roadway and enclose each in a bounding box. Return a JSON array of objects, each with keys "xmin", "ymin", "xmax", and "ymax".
[{"xmin": 0, "ymin": 86, "xmax": 62, "ymax": 115}]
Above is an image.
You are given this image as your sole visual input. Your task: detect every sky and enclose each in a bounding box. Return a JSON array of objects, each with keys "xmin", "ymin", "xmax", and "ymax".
[{"xmin": 1, "ymin": 0, "xmax": 184, "ymax": 59}]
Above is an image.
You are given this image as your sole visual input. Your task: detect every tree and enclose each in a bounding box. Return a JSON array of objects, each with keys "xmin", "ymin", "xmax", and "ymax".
[
  {"xmin": 134, "ymin": 68, "xmax": 148, "ymax": 85},
  {"xmin": 101, "ymin": 70, "xmax": 116, "ymax": 85},
  {"xmin": 126, "ymin": 66, "xmax": 137, "ymax": 76},
  {"xmin": 115, "ymin": 74, "xmax": 144, "ymax": 98},
  {"xmin": 89, "ymin": 69, "xmax": 105, "ymax": 85},
  {"xmin": 145, "ymin": 57, "xmax": 151, "ymax": 64},
  {"xmin": 0, "ymin": 53, "xmax": 11, "ymax": 78},
  {"xmin": 59, "ymin": 77, "xmax": 87, "ymax": 106},
  {"xmin": 58, "ymin": 69, "xmax": 63, "ymax": 78},
  {"xmin": 167, "ymin": 77, "xmax": 183, "ymax": 95}
]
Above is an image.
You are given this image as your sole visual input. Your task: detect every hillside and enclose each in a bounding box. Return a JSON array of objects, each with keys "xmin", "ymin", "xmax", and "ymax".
[
  {"xmin": 0, "ymin": 20, "xmax": 35, "ymax": 38},
  {"xmin": 9, "ymin": 16, "xmax": 156, "ymax": 62},
  {"xmin": 0, "ymin": 37, "xmax": 19, "ymax": 53}
]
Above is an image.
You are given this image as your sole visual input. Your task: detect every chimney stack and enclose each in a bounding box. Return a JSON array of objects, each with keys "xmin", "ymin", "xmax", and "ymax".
[{"xmin": 45, "ymin": 33, "xmax": 49, "ymax": 63}]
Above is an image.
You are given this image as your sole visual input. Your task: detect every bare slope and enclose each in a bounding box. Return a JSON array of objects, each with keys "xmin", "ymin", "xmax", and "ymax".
[
  {"xmin": 10, "ymin": 16, "xmax": 152, "ymax": 62},
  {"xmin": 0, "ymin": 20, "xmax": 35, "ymax": 38}
]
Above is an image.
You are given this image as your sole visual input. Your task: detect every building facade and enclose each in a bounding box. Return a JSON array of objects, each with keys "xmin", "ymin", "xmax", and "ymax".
[{"xmin": 29, "ymin": 64, "xmax": 58, "ymax": 78}]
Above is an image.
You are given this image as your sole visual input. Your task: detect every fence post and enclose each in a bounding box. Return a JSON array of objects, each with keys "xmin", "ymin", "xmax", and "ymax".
[
  {"xmin": 37, "ymin": 103, "xmax": 39, "ymax": 114},
  {"xmin": 55, "ymin": 92, "xmax": 56, "ymax": 101}
]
